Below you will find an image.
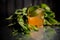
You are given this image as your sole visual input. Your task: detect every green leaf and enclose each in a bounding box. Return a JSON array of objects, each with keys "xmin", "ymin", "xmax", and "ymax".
[
  {"xmin": 44, "ymin": 19, "xmax": 52, "ymax": 25},
  {"xmin": 6, "ymin": 15, "xmax": 13, "ymax": 20},
  {"xmin": 28, "ymin": 6, "xmax": 38, "ymax": 13},
  {"xmin": 17, "ymin": 15, "xmax": 28, "ymax": 31},
  {"xmin": 15, "ymin": 9, "xmax": 22, "ymax": 14},
  {"xmin": 22, "ymin": 8, "xmax": 27, "ymax": 13},
  {"xmin": 32, "ymin": 25, "xmax": 39, "ymax": 31},
  {"xmin": 41, "ymin": 3, "xmax": 51, "ymax": 11},
  {"xmin": 44, "ymin": 13, "xmax": 48, "ymax": 18},
  {"xmin": 45, "ymin": 11, "xmax": 55, "ymax": 18},
  {"xmin": 22, "ymin": 8, "xmax": 27, "ymax": 15},
  {"xmin": 48, "ymin": 17, "xmax": 58, "ymax": 25},
  {"xmin": 8, "ymin": 23, "xmax": 16, "ymax": 26}
]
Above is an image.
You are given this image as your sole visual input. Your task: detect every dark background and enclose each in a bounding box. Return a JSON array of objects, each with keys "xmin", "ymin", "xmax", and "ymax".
[{"xmin": 0, "ymin": 0, "xmax": 60, "ymax": 40}]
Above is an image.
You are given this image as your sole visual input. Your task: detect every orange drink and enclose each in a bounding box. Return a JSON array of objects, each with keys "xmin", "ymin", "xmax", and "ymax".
[{"xmin": 27, "ymin": 8, "xmax": 44, "ymax": 28}]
